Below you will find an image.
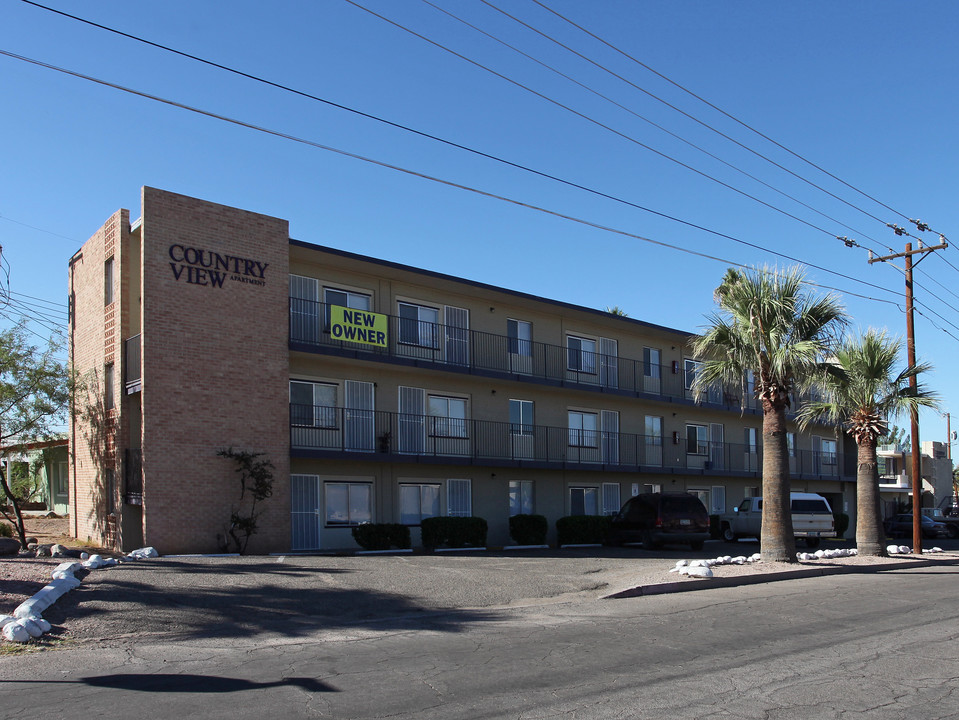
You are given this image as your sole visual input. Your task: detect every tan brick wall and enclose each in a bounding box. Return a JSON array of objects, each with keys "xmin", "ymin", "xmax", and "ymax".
[
  {"xmin": 69, "ymin": 209, "xmax": 128, "ymax": 548},
  {"xmin": 139, "ymin": 188, "xmax": 290, "ymax": 553}
]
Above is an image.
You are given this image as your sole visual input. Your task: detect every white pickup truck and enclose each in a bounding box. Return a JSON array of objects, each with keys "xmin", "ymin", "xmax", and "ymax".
[{"xmin": 720, "ymin": 492, "xmax": 837, "ymax": 548}]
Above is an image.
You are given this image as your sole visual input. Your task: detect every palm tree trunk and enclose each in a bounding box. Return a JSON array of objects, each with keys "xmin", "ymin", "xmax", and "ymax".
[
  {"xmin": 856, "ymin": 438, "xmax": 886, "ymax": 556},
  {"xmin": 761, "ymin": 400, "xmax": 797, "ymax": 562}
]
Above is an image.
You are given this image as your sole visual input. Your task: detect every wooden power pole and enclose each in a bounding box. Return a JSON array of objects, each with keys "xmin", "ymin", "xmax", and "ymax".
[{"xmin": 869, "ymin": 235, "xmax": 948, "ymax": 553}]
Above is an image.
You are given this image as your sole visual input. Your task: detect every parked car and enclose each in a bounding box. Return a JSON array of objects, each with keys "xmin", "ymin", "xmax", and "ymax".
[
  {"xmin": 883, "ymin": 514, "xmax": 949, "ymax": 539},
  {"xmin": 606, "ymin": 492, "xmax": 710, "ymax": 550},
  {"xmin": 719, "ymin": 492, "xmax": 836, "ymax": 548},
  {"xmin": 921, "ymin": 508, "xmax": 959, "ymax": 538}
]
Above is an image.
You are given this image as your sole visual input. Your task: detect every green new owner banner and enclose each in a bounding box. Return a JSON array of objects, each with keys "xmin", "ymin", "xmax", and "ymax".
[{"xmin": 329, "ymin": 306, "xmax": 388, "ymax": 347}]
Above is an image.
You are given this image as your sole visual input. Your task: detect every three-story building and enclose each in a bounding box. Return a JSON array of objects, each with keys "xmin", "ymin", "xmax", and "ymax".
[{"xmin": 69, "ymin": 188, "xmax": 855, "ymax": 553}]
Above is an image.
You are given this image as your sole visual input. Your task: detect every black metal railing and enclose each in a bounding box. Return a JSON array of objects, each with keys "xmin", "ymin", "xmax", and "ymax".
[
  {"xmin": 124, "ymin": 334, "xmax": 142, "ymax": 393},
  {"xmin": 289, "ymin": 299, "xmax": 764, "ymax": 409},
  {"xmin": 124, "ymin": 448, "xmax": 143, "ymax": 505},
  {"xmin": 290, "ymin": 404, "xmax": 845, "ymax": 477}
]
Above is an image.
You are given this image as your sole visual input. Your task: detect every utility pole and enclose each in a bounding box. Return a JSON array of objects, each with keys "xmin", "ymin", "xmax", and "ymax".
[{"xmin": 869, "ymin": 232, "xmax": 948, "ymax": 554}]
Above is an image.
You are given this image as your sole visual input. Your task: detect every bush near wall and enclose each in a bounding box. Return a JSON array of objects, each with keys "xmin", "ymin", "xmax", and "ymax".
[
  {"xmin": 556, "ymin": 515, "xmax": 611, "ymax": 546},
  {"xmin": 709, "ymin": 515, "xmax": 721, "ymax": 539},
  {"xmin": 508, "ymin": 514, "xmax": 548, "ymax": 545},
  {"xmin": 834, "ymin": 512, "xmax": 850, "ymax": 538},
  {"xmin": 351, "ymin": 523, "xmax": 411, "ymax": 551},
  {"xmin": 420, "ymin": 516, "xmax": 488, "ymax": 549}
]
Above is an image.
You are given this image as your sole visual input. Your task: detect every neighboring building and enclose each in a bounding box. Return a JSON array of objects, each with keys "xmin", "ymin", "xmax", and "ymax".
[
  {"xmin": 877, "ymin": 440, "xmax": 954, "ymax": 516},
  {"xmin": 0, "ymin": 437, "xmax": 69, "ymax": 516},
  {"xmin": 68, "ymin": 188, "xmax": 857, "ymax": 554}
]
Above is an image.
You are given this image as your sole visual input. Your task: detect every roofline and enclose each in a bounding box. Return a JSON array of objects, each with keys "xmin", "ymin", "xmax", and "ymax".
[{"xmin": 289, "ymin": 238, "xmax": 696, "ymax": 339}]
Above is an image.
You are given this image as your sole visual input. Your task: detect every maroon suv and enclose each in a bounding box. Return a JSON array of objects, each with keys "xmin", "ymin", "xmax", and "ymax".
[{"xmin": 606, "ymin": 492, "xmax": 711, "ymax": 550}]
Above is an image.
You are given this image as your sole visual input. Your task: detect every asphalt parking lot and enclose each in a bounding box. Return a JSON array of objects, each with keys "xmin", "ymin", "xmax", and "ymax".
[{"xmin": 42, "ymin": 537, "xmax": 959, "ymax": 645}]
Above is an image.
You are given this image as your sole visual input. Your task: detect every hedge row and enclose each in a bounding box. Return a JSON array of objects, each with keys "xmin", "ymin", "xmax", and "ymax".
[
  {"xmin": 555, "ymin": 515, "xmax": 611, "ymax": 546},
  {"xmin": 351, "ymin": 523, "xmax": 411, "ymax": 551},
  {"xmin": 421, "ymin": 516, "xmax": 488, "ymax": 549}
]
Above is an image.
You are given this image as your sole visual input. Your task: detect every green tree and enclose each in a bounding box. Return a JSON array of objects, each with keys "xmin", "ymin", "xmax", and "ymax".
[
  {"xmin": 217, "ymin": 447, "xmax": 275, "ymax": 554},
  {"xmin": 605, "ymin": 306, "xmax": 629, "ymax": 317},
  {"xmin": 798, "ymin": 330, "xmax": 938, "ymax": 556},
  {"xmin": 691, "ymin": 266, "xmax": 847, "ymax": 562},
  {"xmin": 0, "ymin": 322, "xmax": 70, "ymax": 549},
  {"xmin": 879, "ymin": 423, "xmax": 911, "ymax": 453}
]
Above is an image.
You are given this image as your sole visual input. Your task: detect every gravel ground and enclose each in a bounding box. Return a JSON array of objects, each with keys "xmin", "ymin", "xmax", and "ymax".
[{"xmin": 4, "ymin": 543, "xmax": 955, "ymax": 649}]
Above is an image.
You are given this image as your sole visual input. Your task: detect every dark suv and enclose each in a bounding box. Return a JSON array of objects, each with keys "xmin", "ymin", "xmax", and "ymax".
[{"xmin": 606, "ymin": 492, "xmax": 710, "ymax": 550}]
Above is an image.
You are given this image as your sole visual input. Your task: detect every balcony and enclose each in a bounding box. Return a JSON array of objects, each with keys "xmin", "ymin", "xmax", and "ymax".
[
  {"xmin": 289, "ymin": 299, "xmax": 761, "ymax": 410},
  {"xmin": 290, "ymin": 404, "xmax": 845, "ymax": 478},
  {"xmin": 124, "ymin": 334, "xmax": 142, "ymax": 394}
]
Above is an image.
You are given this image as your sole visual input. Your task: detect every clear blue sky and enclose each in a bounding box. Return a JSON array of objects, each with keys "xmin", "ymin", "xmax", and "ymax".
[{"xmin": 2, "ymin": 1, "xmax": 958, "ymax": 448}]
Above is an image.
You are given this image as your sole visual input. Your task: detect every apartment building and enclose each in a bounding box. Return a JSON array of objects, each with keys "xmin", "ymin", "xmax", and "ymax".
[{"xmin": 68, "ymin": 188, "xmax": 855, "ymax": 554}]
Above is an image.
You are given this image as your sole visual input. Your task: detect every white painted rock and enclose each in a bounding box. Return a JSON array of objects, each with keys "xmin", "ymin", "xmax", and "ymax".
[{"xmin": 685, "ymin": 565, "xmax": 713, "ymax": 578}]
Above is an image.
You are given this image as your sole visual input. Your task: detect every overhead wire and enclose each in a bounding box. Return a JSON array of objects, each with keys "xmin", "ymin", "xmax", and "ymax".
[
  {"xmin": 3, "ymin": 5, "xmax": 910, "ymax": 299},
  {"xmin": 421, "ymin": 0, "xmax": 884, "ymax": 249},
  {"xmin": 344, "ymin": 0, "xmax": 884, "ymax": 248},
  {"xmin": 18, "ymin": 0, "xmax": 887, "ymax": 284},
  {"xmin": 529, "ymin": 0, "xmax": 915, "ymax": 227},
  {"xmin": 0, "ymin": 48, "xmax": 904, "ymax": 312}
]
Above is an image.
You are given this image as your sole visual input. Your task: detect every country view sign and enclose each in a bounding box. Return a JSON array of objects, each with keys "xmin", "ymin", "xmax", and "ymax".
[
  {"xmin": 330, "ymin": 306, "xmax": 388, "ymax": 347},
  {"xmin": 168, "ymin": 244, "xmax": 269, "ymax": 288}
]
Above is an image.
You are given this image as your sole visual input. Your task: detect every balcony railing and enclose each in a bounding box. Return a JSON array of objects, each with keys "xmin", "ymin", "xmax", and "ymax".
[
  {"xmin": 124, "ymin": 334, "xmax": 142, "ymax": 394},
  {"xmin": 290, "ymin": 404, "xmax": 846, "ymax": 477},
  {"xmin": 289, "ymin": 299, "xmax": 762, "ymax": 409},
  {"xmin": 124, "ymin": 448, "xmax": 143, "ymax": 505}
]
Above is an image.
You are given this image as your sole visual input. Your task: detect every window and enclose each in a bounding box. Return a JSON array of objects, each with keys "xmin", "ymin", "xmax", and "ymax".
[
  {"xmin": 399, "ymin": 483, "xmax": 440, "ymax": 525},
  {"xmin": 509, "ymin": 480, "xmax": 534, "ymax": 516},
  {"xmin": 56, "ymin": 461, "xmax": 68, "ymax": 496},
  {"xmin": 509, "ymin": 399, "xmax": 534, "ymax": 435},
  {"xmin": 744, "ymin": 427, "xmax": 759, "ymax": 454},
  {"xmin": 684, "ymin": 359, "xmax": 702, "ymax": 391},
  {"xmin": 786, "ymin": 432, "xmax": 797, "ymax": 457},
  {"xmin": 820, "ymin": 437, "xmax": 838, "ymax": 466},
  {"xmin": 711, "ymin": 485, "xmax": 726, "ymax": 515},
  {"xmin": 104, "ymin": 364, "xmax": 115, "ymax": 411},
  {"xmin": 105, "ymin": 468, "xmax": 116, "ymax": 514},
  {"xmin": 688, "ymin": 488, "xmax": 710, "ymax": 511},
  {"xmin": 507, "ymin": 319, "xmax": 532, "ymax": 356},
  {"xmin": 324, "ymin": 287, "xmax": 371, "ymax": 330},
  {"xmin": 568, "ymin": 411, "xmax": 598, "ymax": 448},
  {"xmin": 643, "ymin": 347, "xmax": 661, "ymax": 378},
  {"xmin": 104, "ymin": 256, "xmax": 114, "ymax": 305},
  {"xmin": 447, "ymin": 479, "xmax": 472, "ymax": 517},
  {"xmin": 325, "ymin": 482, "xmax": 372, "ymax": 526},
  {"xmin": 428, "ymin": 395, "xmax": 467, "ymax": 438},
  {"xmin": 398, "ymin": 302, "xmax": 439, "ymax": 348},
  {"xmin": 602, "ymin": 483, "xmax": 621, "ymax": 516},
  {"xmin": 567, "ymin": 336, "xmax": 596, "ymax": 374},
  {"xmin": 645, "ymin": 415, "xmax": 664, "ymax": 466},
  {"xmin": 569, "ymin": 486, "xmax": 598, "ymax": 516},
  {"xmin": 686, "ymin": 424, "xmax": 708, "ymax": 455},
  {"xmin": 290, "ymin": 381, "xmax": 337, "ymax": 428}
]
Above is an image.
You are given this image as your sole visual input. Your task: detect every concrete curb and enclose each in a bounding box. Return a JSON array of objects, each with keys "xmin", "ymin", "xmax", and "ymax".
[{"xmin": 604, "ymin": 556, "xmax": 959, "ymax": 599}]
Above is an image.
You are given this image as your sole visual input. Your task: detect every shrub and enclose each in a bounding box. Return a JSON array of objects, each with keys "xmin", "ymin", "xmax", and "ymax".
[
  {"xmin": 351, "ymin": 523, "xmax": 411, "ymax": 551},
  {"xmin": 556, "ymin": 515, "xmax": 611, "ymax": 546},
  {"xmin": 709, "ymin": 514, "xmax": 721, "ymax": 539},
  {"xmin": 834, "ymin": 512, "xmax": 850, "ymax": 538},
  {"xmin": 420, "ymin": 516, "xmax": 487, "ymax": 549},
  {"xmin": 0, "ymin": 522, "xmax": 12, "ymax": 538},
  {"xmin": 508, "ymin": 514, "xmax": 548, "ymax": 545}
]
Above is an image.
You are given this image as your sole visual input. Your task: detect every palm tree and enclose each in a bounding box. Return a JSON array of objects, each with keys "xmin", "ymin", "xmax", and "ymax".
[
  {"xmin": 797, "ymin": 329, "xmax": 938, "ymax": 556},
  {"xmin": 692, "ymin": 266, "xmax": 847, "ymax": 563}
]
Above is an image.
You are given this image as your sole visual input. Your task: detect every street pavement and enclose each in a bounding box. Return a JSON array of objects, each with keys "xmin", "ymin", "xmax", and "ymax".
[{"xmin": 2, "ymin": 561, "xmax": 958, "ymax": 719}]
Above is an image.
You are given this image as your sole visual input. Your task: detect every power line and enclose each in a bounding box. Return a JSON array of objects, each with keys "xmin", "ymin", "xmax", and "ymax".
[
  {"xmin": 344, "ymin": 0, "xmax": 881, "ymax": 247},
  {"xmin": 529, "ymin": 0, "xmax": 915, "ymax": 227},
  {"xmin": 0, "ymin": 212, "xmax": 81, "ymax": 245},
  {"xmin": 0, "ymin": 48, "xmax": 905, "ymax": 313},
  {"xmin": 19, "ymin": 1, "xmax": 885, "ymax": 287},
  {"xmin": 422, "ymin": 0, "xmax": 886, "ymax": 250}
]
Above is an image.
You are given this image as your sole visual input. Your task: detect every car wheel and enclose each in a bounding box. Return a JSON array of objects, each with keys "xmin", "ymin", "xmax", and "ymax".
[
  {"xmin": 642, "ymin": 531, "xmax": 660, "ymax": 551},
  {"xmin": 690, "ymin": 540, "xmax": 704, "ymax": 551},
  {"xmin": 805, "ymin": 537, "xmax": 821, "ymax": 549},
  {"xmin": 722, "ymin": 526, "xmax": 737, "ymax": 542},
  {"xmin": 948, "ymin": 525, "xmax": 959, "ymax": 539}
]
